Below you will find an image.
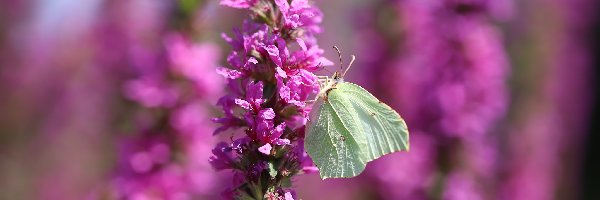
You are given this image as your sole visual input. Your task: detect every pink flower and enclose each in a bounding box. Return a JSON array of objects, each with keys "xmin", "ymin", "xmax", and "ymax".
[
  {"xmin": 211, "ymin": 0, "xmax": 327, "ymax": 198},
  {"xmin": 209, "ymin": 142, "xmax": 236, "ymax": 170},
  {"xmin": 258, "ymin": 143, "xmax": 272, "ymax": 155}
]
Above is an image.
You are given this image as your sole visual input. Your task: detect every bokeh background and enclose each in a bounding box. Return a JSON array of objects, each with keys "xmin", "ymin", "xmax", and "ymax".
[{"xmin": 0, "ymin": 0, "xmax": 599, "ymax": 199}]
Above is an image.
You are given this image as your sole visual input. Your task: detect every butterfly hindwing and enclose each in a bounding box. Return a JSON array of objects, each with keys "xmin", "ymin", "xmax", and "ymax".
[{"xmin": 334, "ymin": 82, "xmax": 410, "ymax": 159}]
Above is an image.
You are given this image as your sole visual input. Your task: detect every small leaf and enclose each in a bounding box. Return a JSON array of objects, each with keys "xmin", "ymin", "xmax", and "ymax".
[{"xmin": 268, "ymin": 162, "xmax": 278, "ymax": 178}]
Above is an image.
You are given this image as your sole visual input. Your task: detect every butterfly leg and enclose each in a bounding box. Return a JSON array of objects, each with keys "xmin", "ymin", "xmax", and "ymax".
[{"xmin": 316, "ymin": 76, "xmax": 330, "ymax": 88}]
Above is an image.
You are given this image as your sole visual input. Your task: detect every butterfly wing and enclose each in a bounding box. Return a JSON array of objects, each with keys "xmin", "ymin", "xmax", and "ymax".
[
  {"xmin": 305, "ymin": 96, "xmax": 370, "ymax": 179},
  {"xmin": 335, "ymin": 82, "xmax": 409, "ymax": 161},
  {"xmin": 305, "ymin": 82, "xmax": 410, "ymax": 179}
]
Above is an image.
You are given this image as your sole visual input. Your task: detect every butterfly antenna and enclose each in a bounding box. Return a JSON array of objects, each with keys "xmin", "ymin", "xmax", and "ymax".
[
  {"xmin": 343, "ymin": 55, "xmax": 356, "ymax": 77},
  {"xmin": 333, "ymin": 46, "xmax": 343, "ymax": 72}
]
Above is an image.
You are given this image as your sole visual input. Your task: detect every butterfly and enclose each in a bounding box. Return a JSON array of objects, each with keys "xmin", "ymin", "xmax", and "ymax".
[{"xmin": 305, "ymin": 46, "xmax": 410, "ymax": 179}]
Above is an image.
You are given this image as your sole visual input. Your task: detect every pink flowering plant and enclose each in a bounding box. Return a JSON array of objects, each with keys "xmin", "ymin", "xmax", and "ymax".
[{"xmin": 211, "ymin": 0, "xmax": 332, "ymax": 199}]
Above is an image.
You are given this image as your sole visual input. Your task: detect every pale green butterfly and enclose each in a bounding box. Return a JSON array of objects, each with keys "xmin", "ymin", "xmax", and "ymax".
[{"xmin": 305, "ymin": 46, "xmax": 410, "ymax": 179}]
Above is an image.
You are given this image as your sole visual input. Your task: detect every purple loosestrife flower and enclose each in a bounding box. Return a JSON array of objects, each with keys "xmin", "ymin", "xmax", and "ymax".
[
  {"xmin": 391, "ymin": 0, "xmax": 508, "ymax": 198},
  {"xmin": 369, "ymin": 133, "xmax": 437, "ymax": 200},
  {"xmin": 212, "ymin": 0, "xmax": 331, "ymax": 199},
  {"xmin": 502, "ymin": 0, "xmax": 595, "ymax": 199},
  {"xmin": 357, "ymin": 0, "xmax": 511, "ymax": 199},
  {"xmin": 104, "ymin": 20, "xmax": 227, "ymax": 198},
  {"xmin": 442, "ymin": 172, "xmax": 485, "ymax": 200}
]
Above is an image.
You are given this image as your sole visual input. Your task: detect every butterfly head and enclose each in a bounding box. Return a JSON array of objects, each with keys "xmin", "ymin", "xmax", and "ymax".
[
  {"xmin": 333, "ymin": 71, "xmax": 343, "ymax": 80},
  {"xmin": 332, "ymin": 46, "xmax": 356, "ymax": 81}
]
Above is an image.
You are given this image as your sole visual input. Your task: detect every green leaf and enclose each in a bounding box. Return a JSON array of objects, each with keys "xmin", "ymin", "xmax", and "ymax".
[
  {"xmin": 305, "ymin": 82, "xmax": 410, "ymax": 179},
  {"xmin": 268, "ymin": 162, "xmax": 278, "ymax": 178}
]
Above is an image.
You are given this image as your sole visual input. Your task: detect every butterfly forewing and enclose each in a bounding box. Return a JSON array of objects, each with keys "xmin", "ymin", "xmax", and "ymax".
[{"xmin": 305, "ymin": 96, "xmax": 369, "ymax": 179}]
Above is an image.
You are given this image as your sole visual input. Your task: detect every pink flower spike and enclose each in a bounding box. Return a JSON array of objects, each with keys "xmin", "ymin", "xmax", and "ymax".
[{"xmin": 258, "ymin": 143, "xmax": 272, "ymax": 155}]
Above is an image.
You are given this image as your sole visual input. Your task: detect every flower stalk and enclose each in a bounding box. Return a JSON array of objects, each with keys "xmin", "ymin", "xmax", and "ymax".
[{"xmin": 211, "ymin": 0, "xmax": 331, "ymax": 199}]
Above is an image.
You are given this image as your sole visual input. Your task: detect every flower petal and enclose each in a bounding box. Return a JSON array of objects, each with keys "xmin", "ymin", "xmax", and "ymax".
[
  {"xmin": 285, "ymin": 192, "xmax": 295, "ymax": 200},
  {"xmin": 264, "ymin": 45, "xmax": 282, "ymax": 67},
  {"xmin": 296, "ymin": 38, "xmax": 307, "ymax": 51},
  {"xmin": 274, "ymin": 139, "xmax": 290, "ymax": 146},
  {"xmin": 271, "ymin": 122, "xmax": 287, "ymax": 139},
  {"xmin": 259, "ymin": 108, "xmax": 276, "ymax": 120},
  {"xmin": 246, "ymin": 81, "xmax": 264, "ymax": 100},
  {"xmin": 258, "ymin": 143, "xmax": 272, "ymax": 155},
  {"xmin": 216, "ymin": 67, "xmax": 243, "ymax": 79},
  {"xmin": 276, "ymin": 67, "xmax": 288, "ymax": 79},
  {"xmin": 235, "ymin": 99, "xmax": 252, "ymax": 110},
  {"xmin": 279, "ymin": 85, "xmax": 291, "ymax": 101}
]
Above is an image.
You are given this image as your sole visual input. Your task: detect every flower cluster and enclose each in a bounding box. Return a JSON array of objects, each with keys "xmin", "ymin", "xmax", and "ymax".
[
  {"xmin": 211, "ymin": 0, "xmax": 330, "ymax": 199},
  {"xmin": 356, "ymin": 0, "xmax": 511, "ymax": 199},
  {"xmin": 108, "ymin": 33, "xmax": 227, "ymax": 199}
]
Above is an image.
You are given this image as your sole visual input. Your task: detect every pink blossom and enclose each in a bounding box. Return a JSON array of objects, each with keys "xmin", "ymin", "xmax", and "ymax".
[{"xmin": 258, "ymin": 143, "xmax": 272, "ymax": 155}]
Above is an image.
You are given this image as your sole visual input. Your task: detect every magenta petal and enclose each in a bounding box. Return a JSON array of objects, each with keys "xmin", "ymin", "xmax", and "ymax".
[
  {"xmin": 274, "ymin": 0, "xmax": 290, "ymax": 13},
  {"xmin": 209, "ymin": 142, "xmax": 234, "ymax": 170},
  {"xmin": 256, "ymin": 119, "xmax": 274, "ymax": 141},
  {"xmin": 271, "ymin": 122, "xmax": 287, "ymax": 139},
  {"xmin": 274, "ymin": 139, "xmax": 290, "ymax": 146},
  {"xmin": 285, "ymin": 192, "xmax": 294, "ymax": 200},
  {"xmin": 258, "ymin": 143, "xmax": 272, "ymax": 155},
  {"xmin": 248, "ymin": 57, "xmax": 258, "ymax": 64},
  {"xmin": 264, "ymin": 45, "xmax": 282, "ymax": 67},
  {"xmin": 276, "ymin": 67, "xmax": 288, "ymax": 78},
  {"xmin": 289, "ymin": 100, "xmax": 306, "ymax": 107},
  {"xmin": 259, "ymin": 108, "xmax": 276, "ymax": 120},
  {"xmin": 296, "ymin": 38, "xmax": 307, "ymax": 51},
  {"xmin": 279, "ymin": 85, "xmax": 291, "ymax": 101},
  {"xmin": 246, "ymin": 81, "xmax": 264, "ymax": 100},
  {"xmin": 234, "ymin": 99, "xmax": 252, "ymax": 110},
  {"xmin": 216, "ymin": 67, "xmax": 243, "ymax": 79}
]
